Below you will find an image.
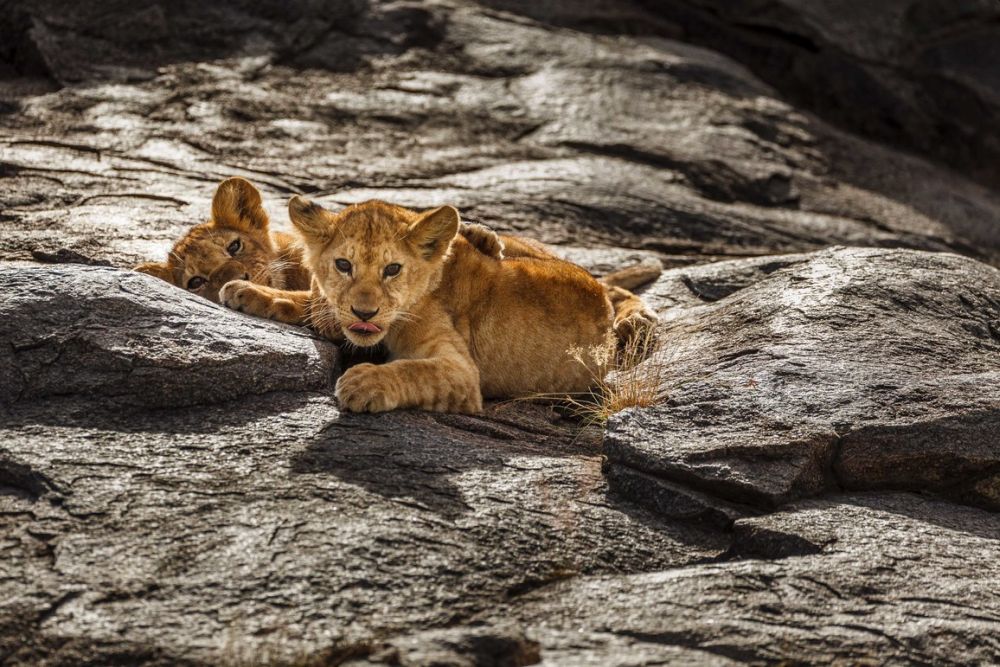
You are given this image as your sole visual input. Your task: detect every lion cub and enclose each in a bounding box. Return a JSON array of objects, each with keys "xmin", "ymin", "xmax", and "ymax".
[
  {"xmin": 221, "ymin": 197, "xmax": 652, "ymax": 413},
  {"xmin": 135, "ymin": 177, "xmax": 311, "ymax": 303}
]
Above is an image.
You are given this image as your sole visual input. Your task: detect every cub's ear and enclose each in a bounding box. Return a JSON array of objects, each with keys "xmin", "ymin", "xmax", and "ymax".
[
  {"xmin": 409, "ymin": 205, "xmax": 460, "ymax": 260},
  {"xmin": 211, "ymin": 177, "xmax": 268, "ymax": 230},
  {"xmin": 288, "ymin": 195, "xmax": 334, "ymax": 242},
  {"xmin": 134, "ymin": 261, "xmax": 175, "ymax": 284}
]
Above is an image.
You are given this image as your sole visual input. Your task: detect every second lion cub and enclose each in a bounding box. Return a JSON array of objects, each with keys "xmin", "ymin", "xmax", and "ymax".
[{"xmin": 223, "ymin": 197, "xmax": 653, "ymax": 413}]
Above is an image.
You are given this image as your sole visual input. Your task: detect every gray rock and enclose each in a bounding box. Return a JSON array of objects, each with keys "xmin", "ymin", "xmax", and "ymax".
[
  {"xmin": 354, "ymin": 624, "xmax": 541, "ymax": 667},
  {"xmin": 0, "ymin": 268, "xmax": 724, "ymax": 664},
  {"xmin": 481, "ymin": 0, "xmax": 1000, "ymax": 188},
  {"xmin": 0, "ymin": 265, "xmax": 338, "ymax": 408},
  {"xmin": 502, "ymin": 492, "xmax": 1000, "ymax": 665},
  {"xmin": 0, "ymin": 392, "xmax": 726, "ymax": 664},
  {"xmin": 3, "ymin": 1, "xmax": 1000, "ymax": 270},
  {"xmin": 606, "ymin": 247, "xmax": 1000, "ymax": 510},
  {"xmin": 3, "ymin": 1, "xmax": 1000, "ymax": 665}
]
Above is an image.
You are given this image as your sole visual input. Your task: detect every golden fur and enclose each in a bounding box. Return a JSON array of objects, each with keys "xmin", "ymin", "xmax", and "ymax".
[
  {"xmin": 135, "ymin": 177, "xmax": 311, "ymax": 303},
  {"xmin": 220, "ymin": 197, "xmax": 659, "ymax": 413},
  {"xmin": 459, "ymin": 224, "xmax": 659, "ymax": 344}
]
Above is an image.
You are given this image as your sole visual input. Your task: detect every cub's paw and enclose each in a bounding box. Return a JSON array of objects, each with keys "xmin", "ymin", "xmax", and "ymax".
[
  {"xmin": 460, "ymin": 223, "xmax": 504, "ymax": 259},
  {"xmin": 614, "ymin": 305, "xmax": 658, "ymax": 352},
  {"xmin": 220, "ymin": 280, "xmax": 270, "ymax": 318},
  {"xmin": 335, "ymin": 363, "xmax": 397, "ymax": 413}
]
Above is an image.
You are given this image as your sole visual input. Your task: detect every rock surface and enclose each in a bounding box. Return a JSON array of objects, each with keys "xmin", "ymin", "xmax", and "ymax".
[
  {"xmin": 0, "ymin": 266, "xmax": 338, "ymax": 408},
  {"xmin": 481, "ymin": 0, "xmax": 1000, "ymax": 188},
  {"xmin": 3, "ymin": 1, "xmax": 1000, "ymax": 270},
  {"xmin": 2, "ymin": 0, "xmax": 1000, "ymax": 665},
  {"xmin": 1, "ymin": 271, "xmax": 725, "ymax": 666},
  {"xmin": 606, "ymin": 247, "xmax": 1000, "ymax": 513},
  {"xmin": 503, "ymin": 493, "xmax": 1000, "ymax": 665}
]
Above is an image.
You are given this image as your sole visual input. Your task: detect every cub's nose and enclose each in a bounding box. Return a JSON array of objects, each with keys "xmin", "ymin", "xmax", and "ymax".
[{"xmin": 351, "ymin": 306, "xmax": 379, "ymax": 321}]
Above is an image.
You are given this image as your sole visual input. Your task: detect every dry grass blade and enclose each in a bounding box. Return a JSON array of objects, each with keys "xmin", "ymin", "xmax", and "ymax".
[{"xmin": 564, "ymin": 324, "xmax": 671, "ymax": 426}]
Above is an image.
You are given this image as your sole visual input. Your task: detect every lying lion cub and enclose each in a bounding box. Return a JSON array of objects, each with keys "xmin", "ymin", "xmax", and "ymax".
[
  {"xmin": 135, "ymin": 177, "xmax": 311, "ymax": 302},
  {"xmin": 135, "ymin": 176, "xmax": 652, "ymax": 319},
  {"xmin": 220, "ymin": 197, "xmax": 657, "ymax": 413}
]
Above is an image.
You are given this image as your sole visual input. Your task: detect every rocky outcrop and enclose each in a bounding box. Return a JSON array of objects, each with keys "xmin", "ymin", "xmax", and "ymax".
[
  {"xmin": 504, "ymin": 493, "xmax": 1000, "ymax": 664},
  {"xmin": 3, "ymin": 1, "xmax": 1000, "ymax": 270},
  {"xmin": 480, "ymin": 0, "xmax": 1000, "ymax": 188},
  {"xmin": 606, "ymin": 247, "xmax": 1000, "ymax": 514},
  {"xmin": 0, "ymin": 270, "xmax": 726, "ymax": 666},
  {"xmin": 4, "ymin": 252, "xmax": 999, "ymax": 665},
  {"xmin": 0, "ymin": 266, "xmax": 338, "ymax": 408},
  {"xmin": 3, "ymin": 0, "xmax": 1000, "ymax": 664}
]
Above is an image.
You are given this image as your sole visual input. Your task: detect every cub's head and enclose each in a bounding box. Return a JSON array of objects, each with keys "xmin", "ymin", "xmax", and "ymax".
[
  {"xmin": 289, "ymin": 196, "xmax": 460, "ymax": 347},
  {"xmin": 135, "ymin": 177, "xmax": 281, "ymax": 303}
]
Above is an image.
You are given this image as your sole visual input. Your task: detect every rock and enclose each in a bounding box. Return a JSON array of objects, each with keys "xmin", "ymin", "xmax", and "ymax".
[
  {"xmin": 0, "ymin": 0, "xmax": 435, "ymax": 84},
  {"xmin": 3, "ymin": 1, "xmax": 1000, "ymax": 270},
  {"xmin": 356, "ymin": 624, "xmax": 541, "ymax": 667},
  {"xmin": 606, "ymin": 247, "xmax": 1000, "ymax": 511},
  {"xmin": 501, "ymin": 492, "xmax": 1000, "ymax": 664},
  {"xmin": 0, "ymin": 265, "xmax": 725, "ymax": 665},
  {"xmin": 480, "ymin": 0, "xmax": 1000, "ymax": 188},
  {"xmin": 0, "ymin": 265, "xmax": 338, "ymax": 408},
  {"xmin": 3, "ymin": 1, "xmax": 1000, "ymax": 664},
  {"xmin": 0, "ymin": 392, "xmax": 726, "ymax": 664}
]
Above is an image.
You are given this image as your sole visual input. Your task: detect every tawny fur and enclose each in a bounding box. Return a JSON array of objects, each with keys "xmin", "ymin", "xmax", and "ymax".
[
  {"xmin": 460, "ymin": 223, "xmax": 660, "ymax": 347},
  {"xmin": 134, "ymin": 177, "xmax": 311, "ymax": 303},
  {"xmin": 221, "ymin": 198, "xmax": 648, "ymax": 414}
]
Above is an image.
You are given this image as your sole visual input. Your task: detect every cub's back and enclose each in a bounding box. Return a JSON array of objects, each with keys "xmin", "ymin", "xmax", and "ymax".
[{"xmin": 438, "ymin": 240, "xmax": 613, "ymax": 397}]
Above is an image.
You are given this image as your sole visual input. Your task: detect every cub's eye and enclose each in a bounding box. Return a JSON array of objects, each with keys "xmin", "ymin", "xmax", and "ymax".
[
  {"xmin": 383, "ymin": 263, "xmax": 402, "ymax": 278},
  {"xmin": 335, "ymin": 258, "xmax": 352, "ymax": 274},
  {"xmin": 187, "ymin": 276, "xmax": 206, "ymax": 290},
  {"xmin": 227, "ymin": 238, "xmax": 242, "ymax": 256}
]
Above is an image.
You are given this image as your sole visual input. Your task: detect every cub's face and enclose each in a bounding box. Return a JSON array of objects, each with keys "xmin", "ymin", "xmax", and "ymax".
[
  {"xmin": 135, "ymin": 177, "xmax": 280, "ymax": 303},
  {"xmin": 289, "ymin": 196, "xmax": 460, "ymax": 347}
]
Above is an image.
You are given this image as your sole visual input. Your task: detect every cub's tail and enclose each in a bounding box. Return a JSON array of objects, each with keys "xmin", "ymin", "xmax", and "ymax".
[{"xmin": 599, "ymin": 261, "xmax": 662, "ymax": 290}]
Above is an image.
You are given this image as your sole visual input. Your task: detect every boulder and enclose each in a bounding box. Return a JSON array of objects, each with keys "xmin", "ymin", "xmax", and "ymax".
[
  {"xmin": 0, "ymin": 265, "xmax": 338, "ymax": 408},
  {"xmin": 0, "ymin": 265, "xmax": 724, "ymax": 666},
  {"xmin": 606, "ymin": 247, "xmax": 1000, "ymax": 512},
  {"xmin": 502, "ymin": 492, "xmax": 1000, "ymax": 664},
  {"xmin": 3, "ymin": 1, "xmax": 1000, "ymax": 270},
  {"xmin": 478, "ymin": 0, "xmax": 1000, "ymax": 188},
  {"xmin": 2, "ymin": 1, "xmax": 1000, "ymax": 664}
]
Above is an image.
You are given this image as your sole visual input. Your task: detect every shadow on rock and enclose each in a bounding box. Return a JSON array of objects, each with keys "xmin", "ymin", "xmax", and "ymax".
[
  {"xmin": 289, "ymin": 402, "xmax": 604, "ymax": 520},
  {"xmin": 0, "ymin": 390, "xmax": 328, "ymax": 435},
  {"xmin": 0, "ymin": 0, "xmax": 444, "ymax": 86}
]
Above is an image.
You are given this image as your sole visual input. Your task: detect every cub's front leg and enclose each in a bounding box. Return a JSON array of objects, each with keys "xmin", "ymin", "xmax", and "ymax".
[
  {"xmin": 219, "ymin": 280, "xmax": 311, "ymax": 325},
  {"xmin": 335, "ymin": 326, "xmax": 482, "ymax": 413},
  {"xmin": 335, "ymin": 358, "xmax": 482, "ymax": 414}
]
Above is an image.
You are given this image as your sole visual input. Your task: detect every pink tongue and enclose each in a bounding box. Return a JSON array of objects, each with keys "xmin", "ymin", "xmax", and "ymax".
[{"xmin": 348, "ymin": 321, "xmax": 381, "ymax": 334}]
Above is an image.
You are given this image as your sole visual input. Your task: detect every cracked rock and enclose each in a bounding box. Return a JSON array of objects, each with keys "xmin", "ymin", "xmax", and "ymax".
[
  {"xmin": 606, "ymin": 247, "xmax": 1000, "ymax": 510},
  {"xmin": 2, "ymin": 0, "xmax": 1000, "ymax": 664},
  {"xmin": 501, "ymin": 492, "xmax": 1000, "ymax": 664}
]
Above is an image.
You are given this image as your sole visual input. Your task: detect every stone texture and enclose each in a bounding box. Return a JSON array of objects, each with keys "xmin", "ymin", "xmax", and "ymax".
[
  {"xmin": 606, "ymin": 247, "xmax": 1000, "ymax": 511},
  {"xmin": 0, "ymin": 271, "xmax": 724, "ymax": 664},
  {"xmin": 479, "ymin": 0, "xmax": 1000, "ymax": 188},
  {"xmin": 0, "ymin": 390, "xmax": 725, "ymax": 665},
  {"xmin": 3, "ymin": 1, "xmax": 1000, "ymax": 270},
  {"xmin": 0, "ymin": 266, "xmax": 338, "ymax": 408},
  {"xmin": 501, "ymin": 493, "xmax": 1000, "ymax": 665},
  {"xmin": 2, "ymin": 1, "xmax": 1000, "ymax": 664}
]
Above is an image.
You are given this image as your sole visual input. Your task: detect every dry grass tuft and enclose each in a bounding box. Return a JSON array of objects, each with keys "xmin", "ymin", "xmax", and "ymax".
[{"xmin": 565, "ymin": 324, "xmax": 671, "ymax": 425}]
